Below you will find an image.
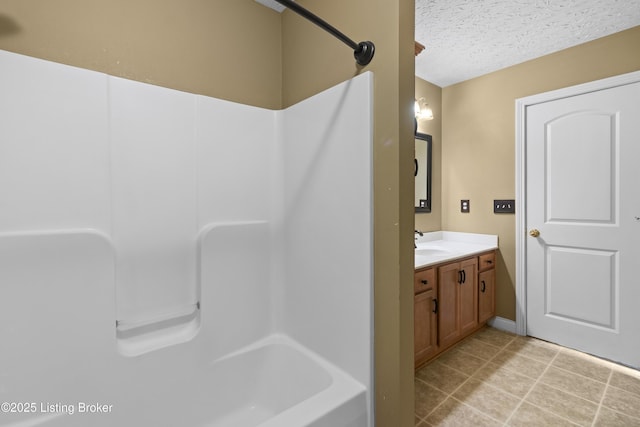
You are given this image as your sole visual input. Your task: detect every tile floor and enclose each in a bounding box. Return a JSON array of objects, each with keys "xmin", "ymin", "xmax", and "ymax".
[{"xmin": 415, "ymin": 327, "xmax": 640, "ymax": 426}]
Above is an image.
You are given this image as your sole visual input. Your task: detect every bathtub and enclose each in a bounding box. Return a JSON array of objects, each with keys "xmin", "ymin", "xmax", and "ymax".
[
  {"xmin": 0, "ymin": 231, "xmax": 369, "ymax": 427},
  {"xmin": 2, "ymin": 335, "xmax": 367, "ymax": 427}
]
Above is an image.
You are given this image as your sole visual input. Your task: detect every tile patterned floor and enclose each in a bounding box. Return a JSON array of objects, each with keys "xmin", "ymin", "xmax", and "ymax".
[{"xmin": 415, "ymin": 327, "xmax": 640, "ymax": 426}]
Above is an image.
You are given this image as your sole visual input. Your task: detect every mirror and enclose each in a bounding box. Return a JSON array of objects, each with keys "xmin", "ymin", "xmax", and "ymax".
[{"xmin": 414, "ymin": 132, "xmax": 432, "ymax": 213}]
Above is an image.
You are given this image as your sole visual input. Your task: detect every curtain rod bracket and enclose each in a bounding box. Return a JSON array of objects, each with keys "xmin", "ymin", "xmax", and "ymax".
[
  {"xmin": 274, "ymin": 0, "xmax": 375, "ymax": 66},
  {"xmin": 354, "ymin": 41, "xmax": 375, "ymax": 66}
]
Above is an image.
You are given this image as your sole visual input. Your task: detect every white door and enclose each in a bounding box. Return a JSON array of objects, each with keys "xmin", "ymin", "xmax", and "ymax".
[{"xmin": 525, "ymin": 79, "xmax": 640, "ymax": 368}]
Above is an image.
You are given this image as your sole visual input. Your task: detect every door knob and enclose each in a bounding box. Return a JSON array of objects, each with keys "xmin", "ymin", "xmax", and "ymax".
[{"xmin": 529, "ymin": 229, "xmax": 540, "ymax": 237}]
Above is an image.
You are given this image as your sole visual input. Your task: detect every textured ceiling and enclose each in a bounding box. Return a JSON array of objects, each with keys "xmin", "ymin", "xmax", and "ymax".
[
  {"xmin": 416, "ymin": 0, "xmax": 640, "ymax": 87},
  {"xmin": 255, "ymin": 0, "xmax": 286, "ymax": 13}
]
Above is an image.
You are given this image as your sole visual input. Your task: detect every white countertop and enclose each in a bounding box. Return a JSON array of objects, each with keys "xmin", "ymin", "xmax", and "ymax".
[{"xmin": 415, "ymin": 231, "xmax": 498, "ymax": 269}]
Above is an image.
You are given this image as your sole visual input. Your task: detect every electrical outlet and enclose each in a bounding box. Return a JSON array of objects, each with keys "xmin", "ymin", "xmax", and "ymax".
[
  {"xmin": 461, "ymin": 199, "xmax": 470, "ymax": 213},
  {"xmin": 494, "ymin": 199, "xmax": 515, "ymax": 213}
]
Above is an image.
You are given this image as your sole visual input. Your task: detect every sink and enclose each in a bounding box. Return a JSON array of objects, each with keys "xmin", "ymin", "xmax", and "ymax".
[{"xmin": 415, "ymin": 248, "xmax": 452, "ymax": 257}]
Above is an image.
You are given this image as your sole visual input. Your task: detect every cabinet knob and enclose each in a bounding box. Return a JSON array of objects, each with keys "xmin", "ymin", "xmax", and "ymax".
[
  {"xmin": 421, "ymin": 279, "xmax": 428, "ymax": 285},
  {"xmin": 481, "ymin": 280, "xmax": 486, "ymax": 293}
]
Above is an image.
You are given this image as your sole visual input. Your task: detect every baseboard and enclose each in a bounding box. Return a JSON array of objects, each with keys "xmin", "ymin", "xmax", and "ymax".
[{"xmin": 487, "ymin": 316, "xmax": 517, "ymax": 334}]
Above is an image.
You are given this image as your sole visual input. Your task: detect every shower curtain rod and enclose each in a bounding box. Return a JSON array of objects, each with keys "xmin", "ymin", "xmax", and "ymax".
[{"xmin": 273, "ymin": 0, "xmax": 375, "ymax": 66}]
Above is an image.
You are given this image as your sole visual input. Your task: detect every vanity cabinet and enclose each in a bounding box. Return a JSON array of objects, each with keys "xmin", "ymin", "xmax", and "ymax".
[{"xmin": 414, "ymin": 250, "xmax": 496, "ymax": 369}]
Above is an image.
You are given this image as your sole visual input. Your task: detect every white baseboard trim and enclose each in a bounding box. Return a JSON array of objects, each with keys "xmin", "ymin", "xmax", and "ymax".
[{"xmin": 487, "ymin": 316, "xmax": 518, "ymax": 334}]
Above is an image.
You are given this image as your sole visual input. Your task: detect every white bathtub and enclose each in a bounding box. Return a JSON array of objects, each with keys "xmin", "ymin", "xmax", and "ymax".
[
  {"xmin": 1, "ymin": 335, "xmax": 366, "ymax": 427},
  {"xmin": 0, "ymin": 230, "xmax": 370, "ymax": 427}
]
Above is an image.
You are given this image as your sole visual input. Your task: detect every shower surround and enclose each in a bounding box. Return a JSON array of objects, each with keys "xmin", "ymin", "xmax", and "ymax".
[{"xmin": 0, "ymin": 50, "xmax": 372, "ymax": 427}]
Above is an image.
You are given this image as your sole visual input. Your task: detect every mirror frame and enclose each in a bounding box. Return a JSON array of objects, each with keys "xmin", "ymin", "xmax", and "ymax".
[{"xmin": 414, "ymin": 131, "xmax": 432, "ymax": 213}]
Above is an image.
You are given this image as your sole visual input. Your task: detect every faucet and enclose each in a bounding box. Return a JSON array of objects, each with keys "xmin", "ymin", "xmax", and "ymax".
[{"xmin": 414, "ymin": 229, "xmax": 423, "ymax": 248}]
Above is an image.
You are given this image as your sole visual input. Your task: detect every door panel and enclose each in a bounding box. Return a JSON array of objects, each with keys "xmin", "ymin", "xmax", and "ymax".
[
  {"xmin": 545, "ymin": 112, "xmax": 616, "ymax": 223},
  {"xmin": 545, "ymin": 246, "xmax": 616, "ymax": 329},
  {"xmin": 526, "ymin": 80, "xmax": 640, "ymax": 368}
]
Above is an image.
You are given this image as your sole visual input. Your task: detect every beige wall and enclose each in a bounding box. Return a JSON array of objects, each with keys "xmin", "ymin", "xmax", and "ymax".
[
  {"xmin": 282, "ymin": 2, "xmax": 415, "ymax": 425},
  {"xmin": 0, "ymin": 0, "xmax": 282, "ymax": 109},
  {"xmin": 414, "ymin": 77, "xmax": 442, "ymax": 232},
  {"xmin": 1, "ymin": 1, "xmax": 416, "ymax": 425},
  {"xmin": 442, "ymin": 25, "xmax": 640, "ymax": 321}
]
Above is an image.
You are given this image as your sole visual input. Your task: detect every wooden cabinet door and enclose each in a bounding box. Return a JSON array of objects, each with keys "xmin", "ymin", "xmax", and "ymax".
[
  {"xmin": 414, "ymin": 288, "xmax": 437, "ymax": 367},
  {"xmin": 478, "ymin": 268, "xmax": 495, "ymax": 323},
  {"xmin": 459, "ymin": 258, "xmax": 478, "ymax": 335},
  {"xmin": 438, "ymin": 262, "xmax": 460, "ymax": 349}
]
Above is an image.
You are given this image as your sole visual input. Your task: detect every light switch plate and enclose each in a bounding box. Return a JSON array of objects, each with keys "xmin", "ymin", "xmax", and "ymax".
[{"xmin": 494, "ymin": 199, "xmax": 515, "ymax": 213}]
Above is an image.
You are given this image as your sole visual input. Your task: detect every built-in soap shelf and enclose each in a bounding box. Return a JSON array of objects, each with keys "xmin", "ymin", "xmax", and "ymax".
[{"xmin": 116, "ymin": 302, "xmax": 201, "ymax": 357}]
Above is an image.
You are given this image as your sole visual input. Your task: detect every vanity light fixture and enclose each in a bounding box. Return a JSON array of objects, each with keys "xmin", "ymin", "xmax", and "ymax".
[{"xmin": 415, "ymin": 97, "xmax": 434, "ymax": 121}]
